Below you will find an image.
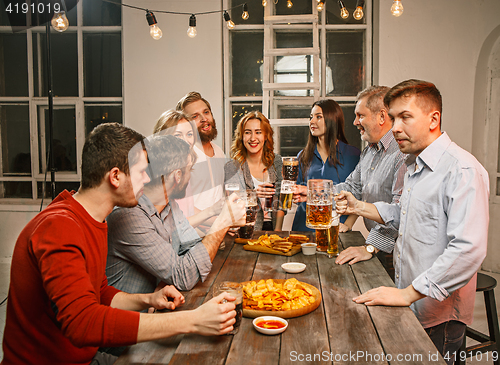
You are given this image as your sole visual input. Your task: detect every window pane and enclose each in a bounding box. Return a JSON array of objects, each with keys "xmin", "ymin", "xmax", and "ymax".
[
  {"xmin": 0, "ymin": 1, "xmax": 26, "ymax": 26},
  {"xmin": 38, "ymin": 106, "xmax": 77, "ymax": 174},
  {"xmin": 231, "ymin": 103, "xmax": 262, "ymax": 134},
  {"xmin": 276, "ymin": 0, "xmax": 312, "ymax": 16},
  {"xmin": 1, "ymin": 182, "xmax": 32, "ymax": 198},
  {"xmin": 0, "ymin": 105, "xmax": 30, "ymax": 174},
  {"xmin": 277, "ymin": 106, "xmax": 309, "ymax": 157},
  {"xmin": 85, "ymin": 105, "xmax": 122, "ymax": 135},
  {"xmin": 84, "ymin": 33, "xmax": 122, "ymax": 97},
  {"xmin": 274, "ymin": 32, "xmax": 314, "ymax": 97},
  {"xmin": 326, "ymin": 31, "xmax": 364, "ymax": 96},
  {"xmin": 0, "ymin": 33, "xmax": 28, "ymax": 96},
  {"xmin": 230, "ymin": 0, "xmax": 264, "ymax": 25},
  {"xmin": 83, "ymin": 0, "xmax": 121, "ymax": 26},
  {"xmin": 326, "ymin": 0, "xmax": 366, "ymax": 25},
  {"xmin": 231, "ymin": 32, "xmax": 263, "ymax": 97},
  {"xmin": 37, "ymin": 181, "xmax": 79, "ymax": 199},
  {"xmin": 33, "ymin": 32, "xmax": 78, "ymax": 97}
]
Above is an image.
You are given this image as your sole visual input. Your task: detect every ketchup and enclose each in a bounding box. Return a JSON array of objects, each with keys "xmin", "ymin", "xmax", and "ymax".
[{"xmin": 256, "ymin": 320, "xmax": 286, "ymax": 329}]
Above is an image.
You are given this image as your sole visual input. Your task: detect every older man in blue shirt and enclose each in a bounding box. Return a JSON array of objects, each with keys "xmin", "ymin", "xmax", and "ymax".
[{"xmin": 336, "ymin": 79, "xmax": 489, "ymax": 364}]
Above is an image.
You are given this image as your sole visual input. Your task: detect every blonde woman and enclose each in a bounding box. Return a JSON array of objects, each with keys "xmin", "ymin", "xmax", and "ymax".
[{"xmin": 224, "ymin": 111, "xmax": 284, "ymax": 231}]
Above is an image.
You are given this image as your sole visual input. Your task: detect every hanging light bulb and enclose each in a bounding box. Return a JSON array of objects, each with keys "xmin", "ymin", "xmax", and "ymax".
[
  {"xmin": 287, "ymin": 0, "xmax": 293, "ymax": 8},
  {"xmin": 353, "ymin": 0, "xmax": 365, "ymax": 20},
  {"xmin": 146, "ymin": 11, "xmax": 162, "ymax": 40},
  {"xmin": 51, "ymin": 11, "xmax": 69, "ymax": 32},
  {"xmin": 262, "ymin": 0, "xmax": 267, "ymax": 6},
  {"xmin": 391, "ymin": 0, "xmax": 404, "ymax": 17},
  {"xmin": 187, "ymin": 14, "xmax": 197, "ymax": 38},
  {"xmin": 317, "ymin": 1, "xmax": 325, "ymax": 11},
  {"xmin": 223, "ymin": 11, "xmax": 235, "ymax": 30},
  {"xmin": 242, "ymin": 3, "xmax": 249, "ymax": 20},
  {"xmin": 338, "ymin": 0, "xmax": 349, "ymax": 19}
]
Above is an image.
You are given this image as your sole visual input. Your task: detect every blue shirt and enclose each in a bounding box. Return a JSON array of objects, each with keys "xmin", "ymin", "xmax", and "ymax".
[
  {"xmin": 374, "ymin": 132, "xmax": 489, "ymax": 328},
  {"xmin": 292, "ymin": 141, "xmax": 360, "ymax": 231}
]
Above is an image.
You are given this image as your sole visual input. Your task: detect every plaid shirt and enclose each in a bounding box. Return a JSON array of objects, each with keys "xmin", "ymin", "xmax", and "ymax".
[
  {"xmin": 336, "ymin": 129, "xmax": 406, "ymax": 252},
  {"xmin": 106, "ymin": 194, "xmax": 211, "ymax": 293}
]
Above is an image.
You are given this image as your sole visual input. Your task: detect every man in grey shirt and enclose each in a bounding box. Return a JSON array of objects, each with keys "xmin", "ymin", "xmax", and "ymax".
[
  {"xmin": 106, "ymin": 135, "xmax": 245, "ymax": 294},
  {"xmin": 336, "ymin": 79, "xmax": 489, "ymax": 363}
]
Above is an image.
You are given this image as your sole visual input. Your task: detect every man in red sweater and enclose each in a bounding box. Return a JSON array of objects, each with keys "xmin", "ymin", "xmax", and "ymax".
[{"xmin": 2, "ymin": 123, "xmax": 237, "ymax": 365}]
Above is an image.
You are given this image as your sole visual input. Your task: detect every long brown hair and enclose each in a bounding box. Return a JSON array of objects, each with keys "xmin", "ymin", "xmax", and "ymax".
[
  {"xmin": 230, "ymin": 111, "xmax": 275, "ymax": 169},
  {"xmin": 299, "ymin": 99, "xmax": 349, "ymax": 177}
]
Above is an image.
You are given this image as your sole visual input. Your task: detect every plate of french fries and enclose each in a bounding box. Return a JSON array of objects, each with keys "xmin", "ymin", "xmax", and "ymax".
[
  {"xmin": 243, "ymin": 234, "xmax": 310, "ymax": 256},
  {"xmin": 241, "ymin": 278, "xmax": 321, "ymax": 318}
]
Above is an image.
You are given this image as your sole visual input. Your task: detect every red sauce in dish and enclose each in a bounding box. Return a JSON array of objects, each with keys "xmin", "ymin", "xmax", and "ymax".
[{"xmin": 256, "ymin": 320, "xmax": 286, "ymax": 329}]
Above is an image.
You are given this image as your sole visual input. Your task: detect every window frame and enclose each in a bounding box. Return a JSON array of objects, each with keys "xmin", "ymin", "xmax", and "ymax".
[
  {"xmin": 0, "ymin": 0, "xmax": 123, "ymax": 203},
  {"xmin": 223, "ymin": 0, "xmax": 372, "ymax": 155}
]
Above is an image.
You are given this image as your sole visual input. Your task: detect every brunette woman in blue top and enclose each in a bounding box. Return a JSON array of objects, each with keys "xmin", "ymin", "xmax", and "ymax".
[{"xmin": 292, "ymin": 99, "xmax": 360, "ymax": 232}]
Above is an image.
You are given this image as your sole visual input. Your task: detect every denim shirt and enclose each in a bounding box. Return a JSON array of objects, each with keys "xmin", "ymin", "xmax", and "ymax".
[{"xmin": 374, "ymin": 132, "xmax": 489, "ymax": 327}]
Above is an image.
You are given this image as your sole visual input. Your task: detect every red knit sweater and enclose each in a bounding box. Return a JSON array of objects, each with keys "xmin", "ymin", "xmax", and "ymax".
[{"xmin": 2, "ymin": 190, "xmax": 140, "ymax": 365}]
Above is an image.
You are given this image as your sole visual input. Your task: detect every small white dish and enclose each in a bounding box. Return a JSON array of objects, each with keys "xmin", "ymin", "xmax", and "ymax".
[
  {"xmin": 281, "ymin": 262, "xmax": 306, "ymax": 274},
  {"xmin": 253, "ymin": 316, "xmax": 288, "ymax": 335},
  {"xmin": 301, "ymin": 243, "xmax": 317, "ymax": 255}
]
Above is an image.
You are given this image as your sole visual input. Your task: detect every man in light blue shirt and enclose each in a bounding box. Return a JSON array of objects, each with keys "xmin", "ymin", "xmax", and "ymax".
[{"xmin": 336, "ymin": 79, "xmax": 489, "ymax": 363}]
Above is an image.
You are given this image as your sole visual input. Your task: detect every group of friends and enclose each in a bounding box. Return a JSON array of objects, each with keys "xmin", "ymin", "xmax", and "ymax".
[{"xmin": 1, "ymin": 79, "xmax": 489, "ymax": 365}]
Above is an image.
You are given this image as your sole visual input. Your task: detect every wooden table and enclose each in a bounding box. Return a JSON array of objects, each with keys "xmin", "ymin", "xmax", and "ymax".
[{"xmin": 116, "ymin": 231, "xmax": 445, "ymax": 365}]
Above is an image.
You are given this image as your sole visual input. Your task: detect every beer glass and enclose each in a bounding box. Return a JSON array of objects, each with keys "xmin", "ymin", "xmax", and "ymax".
[
  {"xmin": 225, "ymin": 183, "xmax": 243, "ymax": 235},
  {"xmin": 306, "ymin": 179, "xmax": 334, "ymax": 230},
  {"xmin": 238, "ymin": 190, "xmax": 258, "ymax": 239},
  {"xmin": 279, "ymin": 180, "xmax": 294, "ymax": 210},
  {"xmin": 282, "ymin": 157, "xmax": 299, "ymax": 182},
  {"xmin": 213, "ymin": 281, "xmax": 243, "ymax": 335}
]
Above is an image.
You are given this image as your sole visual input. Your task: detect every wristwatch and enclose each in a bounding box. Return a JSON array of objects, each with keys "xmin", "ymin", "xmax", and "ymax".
[{"xmin": 364, "ymin": 244, "xmax": 376, "ymax": 254}]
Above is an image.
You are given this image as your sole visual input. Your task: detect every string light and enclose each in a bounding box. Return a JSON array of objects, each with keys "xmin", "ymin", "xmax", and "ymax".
[
  {"xmin": 317, "ymin": 1, "xmax": 324, "ymax": 12},
  {"xmin": 223, "ymin": 11, "xmax": 235, "ymax": 30},
  {"xmin": 353, "ymin": 0, "xmax": 365, "ymax": 20},
  {"xmin": 187, "ymin": 14, "xmax": 197, "ymax": 38},
  {"xmin": 146, "ymin": 11, "xmax": 162, "ymax": 40},
  {"xmin": 391, "ymin": 0, "xmax": 404, "ymax": 17},
  {"xmin": 338, "ymin": 0, "xmax": 349, "ymax": 19},
  {"xmin": 287, "ymin": 0, "xmax": 293, "ymax": 8},
  {"xmin": 242, "ymin": 3, "xmax": 249, "ymax": 20},
  {"xmin": 262, "ymin": 0, "xmax": 267, "ymax": 6},
  {"xmin": 51, "ymin": 0, "xmax": 69, "ymax": 32}
]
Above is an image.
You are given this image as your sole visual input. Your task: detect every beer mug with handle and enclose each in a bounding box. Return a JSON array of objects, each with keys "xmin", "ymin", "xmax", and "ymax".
[{"xmin": 306, "ymin": 179, "xmax": 334, "ymax": 230}]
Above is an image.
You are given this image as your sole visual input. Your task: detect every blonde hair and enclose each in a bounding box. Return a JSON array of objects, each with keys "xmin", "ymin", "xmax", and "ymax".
[{"xmin": 230, "ymin": 111, "xmax": 275, "ymax": 168}]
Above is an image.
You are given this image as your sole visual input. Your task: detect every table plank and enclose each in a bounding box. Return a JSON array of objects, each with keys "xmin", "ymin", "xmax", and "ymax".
[
  {"xmin": 226, "ymin": 251, "xmax": 288, "ymax": 365},
  {"xmin": 115, "ymin": 235, "xmax": 236, "ymax": 365},
  {"xmin": 279, "ymin": 253, "xmax": 331, "ymax": 365},
  {"xmin": 168, "ymin": 243, "xmax": 260, "ymax": 365},
  {"xmin": 340, "ymin": 231, "xmax": 446, "ymax": 365},
  {"xmin": 317, "ymin": 253, "xmax": 387, "ymax": 365}
]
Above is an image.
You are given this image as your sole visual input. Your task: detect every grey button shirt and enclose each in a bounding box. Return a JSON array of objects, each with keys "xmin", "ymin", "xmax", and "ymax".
[
  {"xmin": 374, "ymin": 132, "xmax": 489, "ymax": 328},
  {"xmin": 106, "ymin": 194, "xmax": 212, "ymax": 293},
  {"xmin": 336, "ymin": 129, "xmax": 406, "ymax": 252}
]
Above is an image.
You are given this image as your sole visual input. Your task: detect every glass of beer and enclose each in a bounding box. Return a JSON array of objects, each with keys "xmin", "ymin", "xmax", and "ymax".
[
  {"xmin": 306, "ymin": 179, "xmax": 334, "ymax": 230},
  {"xmin": 238, "ymin": 190, "xmax": 258, "ymax": 239},
  {"xmin": 279, "ymin": 180, "xmax": 294, "ymax": 210},
  {"xmin": 213, "ymin": 281, "xmax": 243, "ymax": 335},
  {"xmin": 282, "ymin": 157, "xmax": 299, "ymax": 182},
  {"xmin": 327, "ymin": 214, "xmax": 340, "ymax": 257},
  {"xmin": 225, "ymin": 183, "xmax": 243, "ymax": 235}
]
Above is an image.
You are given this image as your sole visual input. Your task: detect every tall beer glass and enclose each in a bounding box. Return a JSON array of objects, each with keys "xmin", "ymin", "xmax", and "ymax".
[
  {"xmin": 282, "ymin": 157, "xmax": 299, "ymax": 182},
  {"xmin": 238, "ymin": 190, "xmax": 258, "ymax": 239},
  {"xmin": 306, "ymin": 179, "xmax": 333, "ymax": 230},
  {"xmin": 225, "ymin": 183, "xmax": 243, "ymax": 238},
  {"xmin": 279, "ymin": 180, "xmax": 294, "ymax": 210}
]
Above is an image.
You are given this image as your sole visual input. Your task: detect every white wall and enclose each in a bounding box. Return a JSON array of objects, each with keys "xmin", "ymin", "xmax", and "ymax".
[
  {"xmin": 377, "ymin": 0, "xmax": 500, "ymax": 152},
  {"xmin": 123, "ymin": 0, "xmax": 224, "ymax": 147}
]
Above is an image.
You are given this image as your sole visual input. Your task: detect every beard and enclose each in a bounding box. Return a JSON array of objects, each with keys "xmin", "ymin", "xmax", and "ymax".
[
  {"xmin": 198, "ymin": 120, "xmax": 218, "ymax": 143},
  {"xmin": 170, "ymin": 179, "xmax": 189, "ymax": 200}
]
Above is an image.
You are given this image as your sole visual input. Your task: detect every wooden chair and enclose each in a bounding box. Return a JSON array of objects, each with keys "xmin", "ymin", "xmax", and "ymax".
[{"xmin": 455, "ymin": 273, "xmax": 500, "ymax": 365}]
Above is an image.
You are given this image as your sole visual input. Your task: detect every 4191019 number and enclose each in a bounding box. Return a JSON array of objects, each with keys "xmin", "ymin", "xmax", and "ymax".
[
  {"xmin": 444, "ymin": 350, "xmax": 498, "ymax": 362},
  {"xmin": 5, "ymin": 2, "xmax": 61, "ymax": 14}
]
